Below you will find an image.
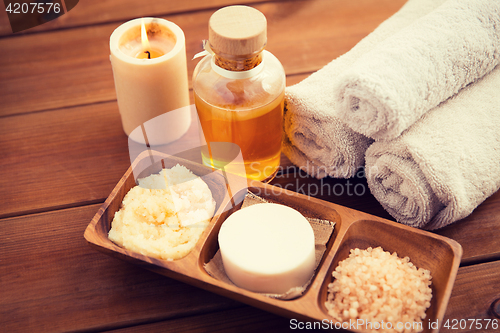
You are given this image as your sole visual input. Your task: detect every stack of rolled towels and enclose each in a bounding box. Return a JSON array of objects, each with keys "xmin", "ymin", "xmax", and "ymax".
[{"xmin": 283, "ymin": 0, "xmax": 500, "ymax": 229}]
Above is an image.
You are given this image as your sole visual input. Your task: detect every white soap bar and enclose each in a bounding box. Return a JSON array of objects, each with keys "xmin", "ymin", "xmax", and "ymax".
[{"xmin": 218, "ymin": 203, "xmax": 315, "ymax": 294}]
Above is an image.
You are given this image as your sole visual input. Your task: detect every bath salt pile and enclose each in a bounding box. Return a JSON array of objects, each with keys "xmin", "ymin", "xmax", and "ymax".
[{"xmin": 325, "ymin": 247, "xmax": 432, "ymax": 333}]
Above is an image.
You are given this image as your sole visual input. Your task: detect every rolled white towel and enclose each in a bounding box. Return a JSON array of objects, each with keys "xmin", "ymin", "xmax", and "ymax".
[
  {"xmin": 365, "ymin": 65, "xmax": 500, "ymax": 230},
  {"xmin": 283, "ymin": 0, "xmax": 445, "ymax": 178},
  {"xmin": 335, "ymin": 0, "xmax": 500, "ymax": 141},
  {"xmin": 283, "ymin": 99, "xmax": 372, "ymax": 179}
]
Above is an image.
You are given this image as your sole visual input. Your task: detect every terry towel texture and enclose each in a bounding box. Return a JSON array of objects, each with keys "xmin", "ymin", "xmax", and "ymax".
[
  {"xmin": 365, "ymin": 65, "xmax": 500, "ymax": 230},
  {"xmin": 334, "ymin": 0, "xmax": 500, "ymax": 141},
  {"xmin": 283, "ymin": 0, "xmax": 445, "ymax": 178}
]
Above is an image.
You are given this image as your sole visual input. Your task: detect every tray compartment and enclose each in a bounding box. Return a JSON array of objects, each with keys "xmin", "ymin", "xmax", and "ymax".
[
  {"xmin": 85, "ymin": 152, "xmax": 462, "ymax": 332},
  {"xmin": 317, "ymin": 219, "xmax": 462, "ymax": 332},
  {"xmin": 198, "ymin": 182, "xmax": 341, "ymax": 300},
  {"xmin": 84, "ymin": 150, "xmax": 241, "ymax": 279}
]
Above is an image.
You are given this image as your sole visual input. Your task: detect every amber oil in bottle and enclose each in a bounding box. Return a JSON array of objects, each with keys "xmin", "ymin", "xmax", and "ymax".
[{"xmin": 192, "ymin": 5, "xmax": 286, "ymax": 182}]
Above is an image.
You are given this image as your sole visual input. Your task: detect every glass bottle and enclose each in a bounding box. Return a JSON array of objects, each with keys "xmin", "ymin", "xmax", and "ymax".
[{"xmin": 192, "ymin": 5, "xmax": 286, "ymax": 182}]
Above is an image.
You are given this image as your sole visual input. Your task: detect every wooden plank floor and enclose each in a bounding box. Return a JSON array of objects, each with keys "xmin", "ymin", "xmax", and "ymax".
[
  {"xmin": 1, "ymin": 0, "xmax": 499, "ymax": 332},
  {"xmin": 0, "ymin": 0, "xmax": 404, "ymax": 116}
]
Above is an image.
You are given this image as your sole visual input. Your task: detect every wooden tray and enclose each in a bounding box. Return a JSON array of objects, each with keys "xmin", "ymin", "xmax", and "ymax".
[{"xmin": 84, "ymin": 150, "xmax": 462, "ymax": 333}]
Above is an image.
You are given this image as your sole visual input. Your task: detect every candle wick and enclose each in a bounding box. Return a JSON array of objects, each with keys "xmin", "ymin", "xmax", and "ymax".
[{"xmin": 144, "ymin": 51, "xmax": 151, "ymax": 59}]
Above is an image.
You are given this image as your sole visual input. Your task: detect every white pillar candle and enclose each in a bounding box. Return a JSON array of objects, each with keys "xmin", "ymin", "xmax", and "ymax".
[{"xmin": 110, "ymin": 17, "xmax": 191, "ymax": 145}]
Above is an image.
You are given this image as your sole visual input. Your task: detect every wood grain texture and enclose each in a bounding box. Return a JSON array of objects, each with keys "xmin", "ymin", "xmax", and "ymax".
[
  {"xmin": 0, "ymin": 0, "xmax": 406, "ymax": 117},
  {"xmin": 85, "ymin": 262, "xmax": 500, "ymax": 333},
  {"xmin": 0, "ymin": 0, "xmax": 273, "ymax": 36},
  {"xmin": 0, "ymin": 196, "xmax": 492, "ymax": 333},
  {"xmin": 442, "ymin": 261, "xmax": 500, "ymax": 332},
  {"xmin": 270, "ymin": 172, "xmax": 500, "ymax": 265},
  {"xmin": 435, "ymin": 190, "xmax": 500, "ymax": 265},
  {"xmin": 1, "ymin": 101, "xmax": 499, "ymax": 262},
  {"xmin": 0, "ymin": 204, "xmax": 242, "ymax": 333},
  {"xmin": 83, "ymin": 156, "xmax": 460, "ymax": 333},
  {"xmin": 0, "ymin": 101, "xmax": 130, "ymax": 218},
  {"xmin": 106, "ymin": 306, "xmax": 292, "ymax": 333},
  {"xmin": 0, "ymin": 98, "xmax": 295, "ymax": 219},
  {"xmin": 2, "ymin": 0, "xmax": 500, "ymax": 331},
  {"xmin": 2, "ymin": 184, "xmax": 462, "ymax": 333},
  {"xmin": 0, "ymin": 69, "xmax": 302, "ymax": 219}
]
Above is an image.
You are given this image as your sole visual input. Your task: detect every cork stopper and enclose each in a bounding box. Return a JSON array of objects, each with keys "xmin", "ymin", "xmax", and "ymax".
[{"xmin": 209, "ymin": 5, "xmax": 267, "ymax": 57}]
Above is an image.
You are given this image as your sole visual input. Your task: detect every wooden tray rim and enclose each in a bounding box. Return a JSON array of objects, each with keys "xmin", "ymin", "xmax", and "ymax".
[{"xmin": 84, "ymin": 150, "xmax": 463, "ymax": 332}]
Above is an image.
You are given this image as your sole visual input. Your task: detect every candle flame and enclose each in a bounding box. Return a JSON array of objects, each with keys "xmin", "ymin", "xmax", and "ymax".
[{"xmin": 141, "ymin": 18, "xmax": 151, "ymax": 51}]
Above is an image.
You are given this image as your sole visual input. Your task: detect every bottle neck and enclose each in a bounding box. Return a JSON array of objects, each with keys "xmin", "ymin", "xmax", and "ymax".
[{"xmin": 213, "ymin": 52, "xmax": 263, "ymax": 72}]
